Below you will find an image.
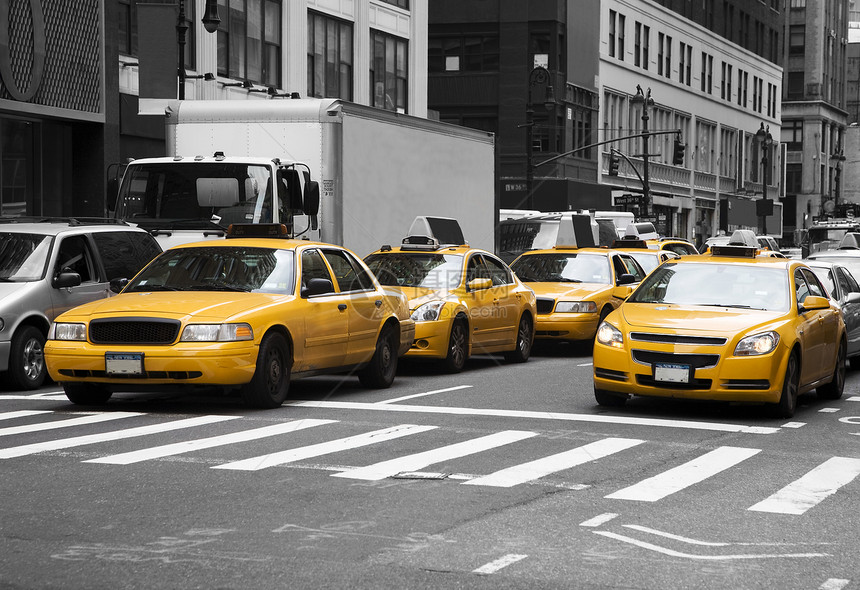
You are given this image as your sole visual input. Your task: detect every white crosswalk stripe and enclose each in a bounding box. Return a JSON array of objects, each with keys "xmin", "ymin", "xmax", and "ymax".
[
  {"xmin": 0, "ymin": 410, "xmax": 53, "ymax": 422},
  {"xmin": 464, "ymin": 437, "xmax": 645, "ymax": 488},
  {"xmin": 605, "ymin": 446, "xmax": 762, "ymax": 502},
  {"xmin": 748, "ymin": 457, "xmax": 860, "ymax": 515},
  {"xmin": 0, "ymin": 415, "xmax": 239, "ymax": 459},
  {"xmin": 87, "ymin": 418, "xmax": 336, "ymax": 465},
  {"xmin": 213, "ymin": 424, "xmax": 438, "ymax": 471},
  {"xmin": 332, "ymin": 430, "xmax": 538, "ymax": 481},
  {"xmin": 0, "ymin": 411, "xmax": 143, "ymax": 438}
]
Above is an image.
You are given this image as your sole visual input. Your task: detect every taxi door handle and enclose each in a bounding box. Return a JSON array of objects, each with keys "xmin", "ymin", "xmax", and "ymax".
[
  {"xmin": 338, "ymin": 304, "xmax": 347, "ymax": 311},
  {"xmin": 375, "ymin": 300, "xmax": 383, "ymax": 307}
]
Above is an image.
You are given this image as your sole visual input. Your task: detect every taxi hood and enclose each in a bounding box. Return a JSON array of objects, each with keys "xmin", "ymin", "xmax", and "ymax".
[
  {"xmin": 620, "ymin": 303, "xmax": 785, "ymax": 334},
  {"xmin": 395, "ymin": 286, "xmax": 459, "ymax": 309},
  {"xmin": 56, "ymin": 291, "xmax": 287, "ymax": 322}
]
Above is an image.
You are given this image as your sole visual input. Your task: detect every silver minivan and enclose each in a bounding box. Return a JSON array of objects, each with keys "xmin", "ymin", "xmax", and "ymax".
[{"xmin": 0, "ymin": 218, "xmax": 161, "ymax": 390}]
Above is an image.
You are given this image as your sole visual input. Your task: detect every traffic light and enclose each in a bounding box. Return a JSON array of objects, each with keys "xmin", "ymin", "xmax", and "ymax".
[
  {"xmin": 608, "ymin": 152, "xmax": 620, "ymax": 176},
  {"xmin": 673, "ymin": 138, "xmax": 686, "ymax": 165}
]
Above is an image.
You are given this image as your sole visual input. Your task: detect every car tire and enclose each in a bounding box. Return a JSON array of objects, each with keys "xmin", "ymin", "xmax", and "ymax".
[
  {"xmin": 8, "ymin": 325, "xmax": 47, "ymax": 390},
  {"xmin": 817, "ymin": 339, "xmax": 846, "ymax": 400},
  {"xmin": 63, "ymin": 383, "xmax": 112, "ymax": 405},
  {"xmin": 358, "ymin": 325, "xmax": 398, "ymax": 389},
  {"xmin": 241, "ymin": 332, "xmax": 290, "ymax": 409},
  {"xmin": 769, "ymin": 352, "xmax": 799, "ymax": 418},
  {"xmin": 441, "ymin": 319, "xmax": 468, "ymax": 373},
  {"xmin": 594, "ymin": 387, "xmax": 627, "ymax": 407},
  {"xmin": 504, "ymin": 314, "xmax": 533, "ymax": 363}
]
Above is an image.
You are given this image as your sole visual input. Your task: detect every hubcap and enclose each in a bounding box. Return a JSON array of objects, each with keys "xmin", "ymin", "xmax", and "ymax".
[{"xmin": 23, "ymin": 338, "xmax": 44, "ymax": 382}]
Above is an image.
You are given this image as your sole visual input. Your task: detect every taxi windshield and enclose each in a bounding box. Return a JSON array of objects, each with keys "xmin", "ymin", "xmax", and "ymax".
[
  {"xmin": 0, "ymin": 233, "xmax": 52, "ymax": 282},
  {"xmin": 365, "ymin": 252, "xmax": 464, "ymax": 289},
  {"xmin": 126, "ymin": 246, "xmax": 295, "ymax": 294},
  {"xmin": 510, "ymin": 253, "xmax": 611, "ymax": 284},
  {"xmin": 629, "ymin": 262, "xmax": 791, "ymax": 311}
]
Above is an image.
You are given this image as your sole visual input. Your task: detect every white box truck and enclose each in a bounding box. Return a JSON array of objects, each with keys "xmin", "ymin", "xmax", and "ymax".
[{"xmin": 109, "ymin": 98, "xmax": 496, "ymax": 255}]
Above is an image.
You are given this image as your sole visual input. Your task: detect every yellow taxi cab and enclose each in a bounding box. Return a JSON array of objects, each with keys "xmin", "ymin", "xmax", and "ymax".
[
  {"xmin": 508, "ymin": 216, "xmax": 646, "ymax": 342},
  {"xmin": 592, "ymin": 230, "xmax": 846, "ymax": 418},
  {"xmin": 364, "ymin": 216, "xmax": 536, "ymax": 373},
  {"xmin": 647, "ymin": 237, "xmax": 699, "ymax": 257},
  {"xmin": 44, "ymin": 224, "xmax": 415, "ymax": 409}
]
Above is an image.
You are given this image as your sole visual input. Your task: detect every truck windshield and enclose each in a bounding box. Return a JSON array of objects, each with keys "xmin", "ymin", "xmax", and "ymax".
[
  {"xmin": 115, "ymin": 162, "xmax": 276, "ymax": 230},
  {"xmin": 807, "ymin": 227, "xmax": 858, "ymax": 255}
]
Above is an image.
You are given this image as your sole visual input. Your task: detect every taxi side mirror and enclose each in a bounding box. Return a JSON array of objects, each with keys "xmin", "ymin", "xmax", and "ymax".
[
  {"xmin": 616, "ymin": 273, "xmax": 636, "ymax": 286},
  {"xmin": 109, "ymin": 278, "xmax": 129, "ymax": 294},
  {"xmin": 302, "ymin": 277, "xmax": 334, "ymax": 297},
  {"xmin": 467, "ymin": 278, "xmax": 493, "ymax": 291},
  {"xmin": 612, "ymin": 286, "xmax": 634, "ymax": 300},
  {"xmin": 800, "ymin": 295, "xmax": 830, "ymax": 312}
]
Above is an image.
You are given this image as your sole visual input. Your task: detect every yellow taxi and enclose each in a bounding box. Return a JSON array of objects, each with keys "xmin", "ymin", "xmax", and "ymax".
[
  {"xmin": 364, "ymin": 217, "xmax": 536, "ymax": 372},
  {"xmin": 508, "ymin": 216, "xmax": 647, "ymax": 342},
  {"xmin": 592, "ymin": 231, "xmax": 847, "ymax": 418},
  {"xmin": 648, "ymin": 237, "xmax": 699, "ymax": 256},
  {"xmin": 44, "ymin": 224, "xmax": 415, "ymax": 409},
  {"xmin": 612, "ymin": 240, "xmax": 680, "ymax": 275}
]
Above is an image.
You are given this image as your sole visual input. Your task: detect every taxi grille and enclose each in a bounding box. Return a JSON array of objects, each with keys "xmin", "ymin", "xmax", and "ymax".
[
  {"xmin": 630, "ymin": 332, "xmax": 727, "ymax": 345},
  {"xmin": 632, "ymin": 350, "xmax": 720, "ymax": 369},
  {"xmin": 58, "ymin": 369, "xmax": 202, "ymax": 380},
  {"xmin": 89, "ymin": 318, "xmax": 180, "ymax": 345},
  {"xmin": 536, "ymin": 298, "xmax": 555, "ymax": 314}
]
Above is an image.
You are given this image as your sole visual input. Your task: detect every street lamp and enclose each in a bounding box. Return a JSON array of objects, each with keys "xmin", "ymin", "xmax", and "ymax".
[
  {"xmin": 832, "ymin": 148, "xmax": 847, "ymax": 209},
  {"xmin": 524, "ymin": 66, "xmax": 555, "ymax": 209},
  {"xmin": 755, "ymin": 123, "xmax": 774, "ymax": 234},
  {"xmin": 630, "ymin": 85, "xmax": 654, "ymax": 218},
  {"xmin": 177, "ymin": 0, "xmax": 220, "ymax": 100}
]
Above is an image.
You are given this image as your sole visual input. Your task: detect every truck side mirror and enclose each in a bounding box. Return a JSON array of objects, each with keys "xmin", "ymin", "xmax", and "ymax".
[{"xmin": 304, "ymin": 180, "xmax": 320, "ymax": 216}]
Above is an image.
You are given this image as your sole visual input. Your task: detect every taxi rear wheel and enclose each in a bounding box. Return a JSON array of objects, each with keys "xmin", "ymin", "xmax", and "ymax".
[
  {"xmin": 442, "ymin": 320, "xmax": 468, "ymax": 373},
  {"xmin": 594, "ymin": 388, "xmax": 627, "ymax": 407},
  {"xmin": 769, "ymin": 352, "xmax": 799, "ymax": 418},
  {"xmin": 817, "ymin": 339, "xmax": 846, "ymax": 400},
  {"xmin": 358, "ymin": 325, "xmax": 398, "ymax": 388},
  {"xmin": 63, "ymin": 383, "xmax": 112, "ymax": 405},
  {"xmin": 504, "ymin": 314, "xmax": 533, "ymax": 363},
  {"xmin": 241, "ymin": 332, "xmax": 290, "ymax": 409}
]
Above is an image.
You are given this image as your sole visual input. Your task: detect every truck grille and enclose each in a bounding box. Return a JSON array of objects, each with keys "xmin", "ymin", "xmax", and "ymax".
[{"xmin": 89, "ymin": 318, "xmax": 181, "ymax": 345}]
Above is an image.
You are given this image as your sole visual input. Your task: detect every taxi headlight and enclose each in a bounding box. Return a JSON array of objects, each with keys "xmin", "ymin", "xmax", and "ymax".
[
  {"xmin": 555, "ymin": 301, "xmax": 598, "ymax": 313},
  {"xmin": 596, "ymin": 321, "xmax": 624, "ymax": 349},
  {"xmin": 411, "ymin": 301, "xmax": 446, "ymax": 322},
  {"xmin": 49, "ymin": 322, "xmax": 87, "ymax": 341},
  {"xmin": 734, "ymin": 331, "xmax": 780, "ymax": 356},
  {"xmin": 180, "ymin": 323, "xmax": 254, "ymax": 342}
]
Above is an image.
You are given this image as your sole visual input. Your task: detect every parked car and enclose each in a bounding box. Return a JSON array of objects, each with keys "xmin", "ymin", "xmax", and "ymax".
[
  {"xmin": 45, "ymin": 224, "xmax": 415, "ymax": 408},
  {"xmin": 0, "ymin": 217, "xmax": 162, "ymax": 390},
  {"xmin": 804, "ymin": 258, "xmax": 860, "ymax": 367}
]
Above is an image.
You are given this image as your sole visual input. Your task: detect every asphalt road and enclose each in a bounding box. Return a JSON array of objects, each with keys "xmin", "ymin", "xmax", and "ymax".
[{"xmin": 1, "ymin": 341, "xmax": 858, "ymax": 589}]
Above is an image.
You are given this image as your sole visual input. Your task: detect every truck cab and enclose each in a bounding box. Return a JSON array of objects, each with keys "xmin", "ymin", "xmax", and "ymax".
[{"xmin": 109, "ymin": 153, "xmax": 319, "ymax": 249}]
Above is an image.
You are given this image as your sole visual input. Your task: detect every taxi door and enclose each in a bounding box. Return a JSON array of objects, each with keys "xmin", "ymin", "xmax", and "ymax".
[
  {"xmin": 794, "ymin": 268, "xmax": 830, "ymax": 385},
  {"xmin": 835, "ymin": 267, "xmax": 860, "ymax": 358},
  {"xmin": 481, "ymin": 254, "xmax": 522, "ymax": 347},
  {"xmin": 321, "ymin": 248, "xmax": 382, "ymax": 365},
  {"xmin": 801, "ymin": 267, "xmax": 840, "ymax": 374},
  {"xmin": 465, "ymin": 254, "xmax": 496, "ymax": 350},
  {"xmin": 466, "ymin": 254, "xmax": 517, "ymax": 349},
  {"xmin": 296, "ymin": 248, "xmax": 348, "ymax": 372}
]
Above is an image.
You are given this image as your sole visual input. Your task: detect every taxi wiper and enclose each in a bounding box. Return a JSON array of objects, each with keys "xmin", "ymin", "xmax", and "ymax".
[
  {"xmin": 699, "ymin": 303, "xmax": 753, "ymax": 309},
  {"xmin": 188, "ymin": 283, "xmax": 250, "ymax": 292},
  {"xmin": 127, "ymin": 285, "xmax": 183, "ymax": 292}
]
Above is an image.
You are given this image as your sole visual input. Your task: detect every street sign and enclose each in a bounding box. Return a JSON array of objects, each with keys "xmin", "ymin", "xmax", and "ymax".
[{"xmin": 612, "ymin": 193, "xmax": 642, "ymax": 206}]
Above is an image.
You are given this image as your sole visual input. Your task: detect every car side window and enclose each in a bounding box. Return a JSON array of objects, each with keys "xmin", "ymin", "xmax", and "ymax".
[
  {"xmin": 466, "ymin": 254, "xmax": 486, "ymax": 283},
  {"xmin": 321, "ymin": 249, "xmax": 374, "ymax": 292},
  {"xmin": 482, "ymin": 255, "xmax": 513, "ymax": 286},
  {"xmin": 801, "ymin": 268, "xmax": 827, "ymax": 298},
  {"xmin": 836, "ymin": 268, "xmax": 852, "ymax": 300},
  {"xmin": 300, "ymin": 249, "xmax": 333, "ymax": 291},
  {"xmin": 844, "ymin": 268, "xmax": 860, "ymax": 293},
  {"xmin": 618, "ymin": 255, "xmax": 645, "ymax": 282},
  {"xmin": 794, "ymin": 269, "xmax": 810, "ymax": 307},
  {"xmin": 55, "ymin": 235, "xmax": 97, "ymax": 283}
]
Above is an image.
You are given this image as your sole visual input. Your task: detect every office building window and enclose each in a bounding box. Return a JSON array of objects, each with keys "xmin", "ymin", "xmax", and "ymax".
[
  {"xmin": 721, "ymin": 63, "xmax": 732, "ymax": 101},
  {"xmin": 308, "ymin": 12, "xmax": 353, "ymax": 100},
  {"xmin": 634, "ymin": 22, "xmax": 649, "ymax": 70},
  {"xmin": 377, "ymin": 0, "xmax": 409, "ymax": 9},
  {"xmin": 787, "ymin": 71, "xmax": 804, "ymax": 100},
  {"xmin": 370, "ymin": 30, "xmax": 408, "ymax": 113},
  {"xmin": 120, "ymin": 0, "xmax": 195, "ymax": 69},
  {"xmin": 428, "ymin": 33, "xmax": 499, "ymax": 72},
  {"xmin": 701, "ymin": 52, "xmax": 713, "ymax": 93},
  {"xmin": 785, "ymin": 120, "xmax": 803, "ymax": 151},
  {"xmin": 737, "ymin": 69, "xmax": 747, "ymax": 107},
  {"xmin": 217, "ymin": 0, "xmax": 281, "ymax": 87},
  {"xmin": 679, "ymin": 42, "xmax": 691, "ymax": 86},
  {"xmin": 658, "ymin": 33, "xmax": 671, "ymax": 78},
  {"xmin": 789, "ymin": 25, "xmax": 805, "ymax": 55},
  {"xmin": 609, "ymin": 11, "xmax": 626, "ymax": 61}
]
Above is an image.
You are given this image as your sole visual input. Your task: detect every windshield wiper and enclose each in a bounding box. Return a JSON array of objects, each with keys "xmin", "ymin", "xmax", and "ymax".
[
  {"xmin": 698, "ymin": 303, "xmax": 754, "ymax": 309},
  {"xmin": 188, "ymin": 283, "xmax": 250, "ymax": 292},
  {"xmin": 127, "ymin": 285, "xmax": 183, "ymax": 292}
]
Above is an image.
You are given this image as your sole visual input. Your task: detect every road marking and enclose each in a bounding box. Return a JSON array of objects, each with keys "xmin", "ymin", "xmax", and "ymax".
[
  {"xmin": 781, "ymin": 422, "xmax": 806, "ymax": 428},
  {"xmin": 376, "ymin": 386, "xmax": 472, "ymax": 405},
  {"xmin": 332, "ymin": 430, "xmax": 537, "ymax": 481},
  {"xmin": 593, "ymin": 531, "xmax": 828, "ymax": 560},
  {"xmin": 0, "ymin": 394, "xmax": 67, "ymax": 401},
  {"xmin": 0, "ymin": 410, "xmax": 52, "ymax": 421},
  {"xmin": 847, "ymin": 396, "xmax": 860, "ymax": 401},
  {"xmin": 818, "ymin": 408, "xmax": 840, "ymax": 413},
  {"xmin": 464, "ymin": 437, "xmax": 645, "ymax": 488},
  {"xmin": 473, "ymin": 554, "xmax": 528, "ymax": 574},
  {"xmin": 213, "ymin": 424, "xmax": 437, "ymax": 471},
  {"xmin": 0, "ymin": 411, "xmax": 143, "ymax": 438},
  {"xmin": 579, "ymin": 513, "xmax": 618, "ymax": 527},
  {"xmin": 820, "ymin": 579, "xmax": 850, "ymax": 590},
  {"xmin": 88, "ymin": 419, "xmax": 336, "ymax": 465},
  {"xmin": 748, "ymin": 457, "xmax": 860, "ymax": 515},
  {"xmin": 0, "ymin": 415, "xmax": 238, "ymax": 459},
  {"xmin": 288, "ymin": 401, "xmax": 780, "ymax": 434},
  {"xmin": 605, "ymin": 446, "xmax": 761, "ymax": 502},
  {"xmin": 577, "ymin": 362, "xmax": 593, "ymax": 367}
]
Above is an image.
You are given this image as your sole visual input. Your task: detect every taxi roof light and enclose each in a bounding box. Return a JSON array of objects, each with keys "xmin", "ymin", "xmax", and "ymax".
[
  {"xmin": 838, "ymin": 232, "xmax": 860, "ymax": 249},
  {"xmin": 401, "ymin": 216, "xmax": 466, "ymax": 251},
  {"xmin": 726, "ymin": 229, "xmax": 758, "ymax": 248},
  {"xmin": 553, "ymin": 214, "xmax": 596, "ymax": 249},
  {"xmin": 226, "ymin": 223, "xmax": 289, "ymax": 239}
]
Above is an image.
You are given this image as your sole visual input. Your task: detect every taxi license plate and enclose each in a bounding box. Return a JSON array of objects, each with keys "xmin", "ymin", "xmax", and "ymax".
[
  {"xmin": 105, "ymin": 352, "xmax": 144, "ymax": 376},
  {"xmin": 653, "ymin": 363, "xmax": 690, "ymax": 383}
]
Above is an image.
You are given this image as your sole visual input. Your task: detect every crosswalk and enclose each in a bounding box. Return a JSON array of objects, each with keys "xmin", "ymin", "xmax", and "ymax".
[{"xmin": 2, "ymin": 409, "xmax": 859, "ymax": 516}]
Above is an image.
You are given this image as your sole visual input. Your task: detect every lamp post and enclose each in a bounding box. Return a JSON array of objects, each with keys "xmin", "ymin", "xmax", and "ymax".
[
  {"xmin": 524, "ymin": 66, "xmax": 555, "ymax": 209},
  {"xmin": 833, "ymin": 148, "xmax": 846, "ymax": 209},
  {"xmin": 630, "ymin": 85, "xmax": 654, "ymax": 218},
  {"xmin": 177, "ymin": 0, "xmax": 221, "ymax": 100},
  {"xmin": 755, "ymin": 123, "xmax": 773, "ymax": 234}
]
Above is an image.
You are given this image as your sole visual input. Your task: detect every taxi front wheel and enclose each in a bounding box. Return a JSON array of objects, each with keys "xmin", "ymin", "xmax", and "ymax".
[
  {"xmin": 241, "ymin": 332, "xmax": 290, "ymax": 409},
  {"xmin": 504, "ymin": 315, "xmax": 533, "ymax": 363},
  {"xmin": 768, "ymin": 352, "xmax": 798, "ymax": 419},
  {"xmin": 442, "ymin": 320, "xmax": 468, "ymax": 373},
  {"xmin": 817, "ymin": 340, "xmax": 846, "ymax": 400},
  {"xmin": 594, "ymin": 388, "xmax": 627, "ymax": 407},
  {"xmin": 64, "ymin": 383, "xmax": 112, "ymax": 405},
  {"xmin": 358, "ymin": 326, "xmax": 398, "ymax": 389}
]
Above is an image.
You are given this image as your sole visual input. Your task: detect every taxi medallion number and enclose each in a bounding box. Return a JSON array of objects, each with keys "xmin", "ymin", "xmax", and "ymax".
[
  {"xmin": 105, "ymin": 352, "xmax": 144, "ymax": 376},
  {"xmin": 653, "ymin": 362, "xmax": 690, "ymax": 384}
]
